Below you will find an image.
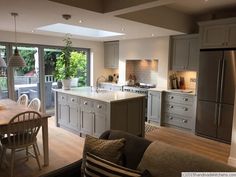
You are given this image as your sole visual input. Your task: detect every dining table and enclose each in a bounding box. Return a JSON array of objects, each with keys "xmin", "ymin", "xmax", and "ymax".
[{"xmin": 0, "ymin": 99, "xmax": 51, "ymax": 166}]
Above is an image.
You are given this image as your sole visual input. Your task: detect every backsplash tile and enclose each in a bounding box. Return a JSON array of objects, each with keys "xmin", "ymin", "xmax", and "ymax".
[{"xmin": 126, "ymin": 60, "xmax": 158, "ymax": 85}]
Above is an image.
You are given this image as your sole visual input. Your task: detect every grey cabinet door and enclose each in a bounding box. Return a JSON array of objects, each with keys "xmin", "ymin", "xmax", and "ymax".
[
  {"xmin": 59, "ymin": 104, "xmax": 69, "ymax": 125},
  {"xmin": 217, "ymin": 104, "xmax": 234, "ymax": 142},
  {"xmin": 80, "ymin": 109, "xmax": 93, "ymax": 135},
  {"xmin": 201, "ymin": 25, "xmax": 227, "ymax": 48},
  {"xmin": 198, "ymin": 51, "xmax": 223, "ymax": 102},
  {"xmin": 147, "ymin": 91, "xmax": 161, "ymax": 123},
  {"xmin": 172, "ymin": 38, "xmax": 189, "ymax": 70},
  {"xmin": 104, "ymin": 41, "xmax": 119, "ymax": 68},
  {"xmin": 196, "ymin": 101, "xmax": 217, "ymax": 138},
  {"xmin": 69, "ymin": 104, "xmax": 79, "ymax": 131},
  {"xmin": 188, "ymin": 37, "xmax": 199, "ymax": 71},
  {"xmin": 94, "ymin": 113, "xmax": 106, "ymax": 137}
]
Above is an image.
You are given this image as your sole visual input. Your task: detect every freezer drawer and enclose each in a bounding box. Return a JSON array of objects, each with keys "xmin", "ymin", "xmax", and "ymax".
[
  {"xmin": 217, "ymin": 104, "xmax": 234, "ymax": 142},
  {"xmin": 196, "ymin": 101, "xmax": 217, "ymax": 138},
  {"xmin": 164, "ymin": 113, "xmax": 193, "ymax": 130}
]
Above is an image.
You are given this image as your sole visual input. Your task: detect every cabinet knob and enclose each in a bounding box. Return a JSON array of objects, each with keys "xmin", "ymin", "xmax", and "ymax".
[
  {"xmin": 97, "ymin": 105, "xmax": 102, "ymax": 109},
  {"xmin": 71, "ymin": 98, "xmax": 75, "ymax": 102},
  {"xmin": 182, "ymin": 119, "xmax": 187, "ymax": 123},
  {"xmin": 169, "ymin": 96, "xmax": 174, "ymax": 99},
  {"xmin": 169, "ymin": 105, "xmax": 174, "ymax": 109},
  {"xmin": 169, "ymin": 116, "xmax": 173, "ymax": 120},
  {"xmin": 184, "ymin": 107, "xmax": 188, "ymax": 111},
  {"xmin": 84, "ymin": 101, "xmax": 88, "ymax": 105},
  {"xmin": 183, "ymin": 98, "xmax": 188, "ymax": 101},
  {"xmin": 61, "ymin": 96, "xmax": 64, "ymax": 99}
]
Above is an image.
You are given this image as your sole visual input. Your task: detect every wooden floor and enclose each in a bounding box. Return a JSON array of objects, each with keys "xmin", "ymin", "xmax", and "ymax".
[{"xmin": 0, "ymin": 119, "xmax": 230, "ymax": 177}]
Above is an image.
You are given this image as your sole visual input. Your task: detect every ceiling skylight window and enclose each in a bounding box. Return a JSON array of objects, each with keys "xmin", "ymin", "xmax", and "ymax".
[{"xmin": 37, "ymin": 23, "xmax": 124, "ymax": 37}]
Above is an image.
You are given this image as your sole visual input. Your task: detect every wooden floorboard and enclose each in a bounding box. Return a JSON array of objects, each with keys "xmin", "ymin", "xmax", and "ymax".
[{"xmin": 0, "ymin": 119, "xmax": 230, "ymax": 177}]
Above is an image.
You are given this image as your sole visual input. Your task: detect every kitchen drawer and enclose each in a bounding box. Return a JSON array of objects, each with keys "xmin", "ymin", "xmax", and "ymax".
[
  {"xmin": 68, "ymin": 95, "xmax": 79, "ymax": 105},
  {"xmin": 80, "ymin": 98, "xmax": 93, "ymax": 111},
  {"xmin": 164, "ymin": 103, "xmax": 193, "ymax": 117},
  {"xmin": 58, "ymin": 93, "xmax": 68, "ymax": 104},
  {"xmin": 94, "ymin": 101, "xmax": 107, "ymax": 114},
  {"xmin": 165, "ymin": 92, "xmax": 194, "ymax": 105},
  {"xmin": 164, "ymin": 113, "xmax": 193, "ymax": 130}
]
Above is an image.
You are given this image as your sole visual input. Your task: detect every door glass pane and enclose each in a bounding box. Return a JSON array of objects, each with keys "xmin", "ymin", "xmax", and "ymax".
[
  {"xmin": 0, "ymin": 45, "xmax": 8, "ymax": 99},
  {"xmin": 13, "ymin": 46, "xmax": 39, "ymax": 103},
  {"xmin": 44, "ymin": 48, "xmax": 62, "ymax": 114}
]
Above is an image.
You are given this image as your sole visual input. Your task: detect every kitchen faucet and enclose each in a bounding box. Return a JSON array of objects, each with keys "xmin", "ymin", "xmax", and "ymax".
[{"xmin": 96, "ymin": 75, "xmax": 106, "ymax": 92}]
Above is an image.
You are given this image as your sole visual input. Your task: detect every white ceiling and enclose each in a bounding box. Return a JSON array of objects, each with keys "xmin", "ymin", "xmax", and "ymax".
[{"xmin": 0, "ymin": 0, "xmax": 235, "ymax": 41}]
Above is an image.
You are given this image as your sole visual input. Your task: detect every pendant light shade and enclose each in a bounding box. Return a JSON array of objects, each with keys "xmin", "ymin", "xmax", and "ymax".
[
  {"xmin": 8, "ymin": 12, "xmax": 26, "ymax": 67},
  {"xmin": 0, "ymin": 56, "xmax": 6, "ymax": 67}
]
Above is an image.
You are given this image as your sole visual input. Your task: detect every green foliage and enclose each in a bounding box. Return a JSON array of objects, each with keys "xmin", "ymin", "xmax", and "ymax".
[
  {"xmin": 54, "ymin": 36, "xmax": 87, "ymax": 87},
  {"xmin": 0, "ymin": 77, "xmax": 7, "ymax": 90},
  {"xmin": 16, "ymin": 49, "xmax": 36, "ymax": 75}
]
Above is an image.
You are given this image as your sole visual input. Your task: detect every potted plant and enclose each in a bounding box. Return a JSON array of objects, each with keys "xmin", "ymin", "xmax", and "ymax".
[{"xmin": 54, "ymin": 35, "xmax": 74, "ymax": 90}]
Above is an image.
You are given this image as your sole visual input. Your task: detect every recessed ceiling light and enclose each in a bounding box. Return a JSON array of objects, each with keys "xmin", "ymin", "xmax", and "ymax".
[
  {"xmin": 31, "ymin": 30, "xmax": 34, "ymax": 33},
  {"xmin": 151, "ymin": 34, "xmax": 154, "ymax": 37},
  {"xmin": 121, "ymin": 27, "xmax": 125, "ymax": 31},
  {"xmin": 79, "ymin": 20, "xmax": 83, "ymax": 23},
  {"xmin": 204, "ymin": 0, "xmax": 208, "ymax": 2},
  {"xmin": 37, "ymin": 23, "xmax": 125, "ymax": 38}
]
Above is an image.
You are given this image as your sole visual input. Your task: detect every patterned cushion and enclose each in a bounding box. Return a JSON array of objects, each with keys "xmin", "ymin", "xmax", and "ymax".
[
  {"xmin": 81, "ymin": 135, "xmax": 126, "ymax": 174},
  {"xmin": 84, "ymin": 152, "xmax": 143, "ymax": 177}
]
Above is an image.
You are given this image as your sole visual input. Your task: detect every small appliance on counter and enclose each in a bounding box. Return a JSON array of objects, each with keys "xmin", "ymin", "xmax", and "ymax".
[{"xmin": 108, "ymin": 75, "xmax": 113, "ymax": 82}]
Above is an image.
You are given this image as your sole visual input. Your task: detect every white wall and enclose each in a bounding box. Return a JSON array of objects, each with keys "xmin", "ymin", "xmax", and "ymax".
[
  {"xmin": 119, "ymin": 36, "xmax": 170, "ymax": 89},
  {"xmin": 0, "ymin": 30, "xmax": 113, "ymax": 86}
]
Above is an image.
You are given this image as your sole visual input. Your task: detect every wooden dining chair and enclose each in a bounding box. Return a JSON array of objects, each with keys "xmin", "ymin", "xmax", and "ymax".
[
  {"xmin": 17, "ymin": 94, "xmax": 29, "ymax": 107},
  {"xmin": 0, "ymin": 111, "xmax": 42, "ymax": 177},
  {"xmin": 28, "ymin": 98, "xmax": 41, "ymax": 155}
]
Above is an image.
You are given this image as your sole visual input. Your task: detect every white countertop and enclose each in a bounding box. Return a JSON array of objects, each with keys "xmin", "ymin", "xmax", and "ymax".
[
  {"xmin": 100, "ymin": 82, "xmax": 124, "ymax": 87},
  {"xmin": 54, "ymin": 87, "xmax": 145, "ymax": 103},
  {"xmin": 148, "ymin": 88, "xmax": 196, "ymax": 96}
]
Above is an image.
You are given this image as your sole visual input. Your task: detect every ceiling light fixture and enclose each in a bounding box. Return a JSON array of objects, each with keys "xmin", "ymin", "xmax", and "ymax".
[
  {"xmin": 79, "ymin": 20, "xmax": 83, "ymax": 23},
  {"xmin": 8, "ymin": 12, "xmax": 26, "ymax": 67},
  {"xmin": 62, "ymin": 14, "xmax": 71, "ymax": 20}
]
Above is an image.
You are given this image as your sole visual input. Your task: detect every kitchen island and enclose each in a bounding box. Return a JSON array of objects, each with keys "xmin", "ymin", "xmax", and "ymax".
[{"xmin": 54, "ymin": 87, "xmax": 145, "ymax": 137}]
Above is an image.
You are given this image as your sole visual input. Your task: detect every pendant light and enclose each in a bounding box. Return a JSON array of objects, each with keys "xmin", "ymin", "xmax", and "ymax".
[{"xmin": 8, "ymin": 12, "xmax": 26, "ymax": 67}]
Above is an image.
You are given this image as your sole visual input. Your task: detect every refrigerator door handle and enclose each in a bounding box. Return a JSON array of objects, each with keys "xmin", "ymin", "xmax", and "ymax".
[
  {"xmin": 219, "ymin": 59, "xmax": 225, "ymax": 103},
  {"xmin": 216, "ymin": 60, "xmax": 223, "ymax": 102},
  {"xmin": 214, "ymin": 104, "xmax": 218, "ymax": 125},
  {"xmin": 217, "ymin": 104, "xmax": 222, "ymax": 127}
]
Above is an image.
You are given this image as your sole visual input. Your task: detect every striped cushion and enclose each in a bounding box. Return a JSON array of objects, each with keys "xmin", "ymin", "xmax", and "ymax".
[{"xmin": 85, "ymin": 152, "xmax": 143, "ymax": 177}]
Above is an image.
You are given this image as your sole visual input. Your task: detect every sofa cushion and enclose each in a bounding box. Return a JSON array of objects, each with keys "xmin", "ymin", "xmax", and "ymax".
[
  {"xmin": 137, "ymin": 141, "xmax": 236, "ymax": 177},
  {"xmin": 84, "ymin": 152, "xmax": 146, "ymax": 177},
  {"xmin": 81, "ymin": 135, "xmax": 126, "ymax": 174},
  {"xmin": 100, "ymin": 130, "xmax": 151, "ymax": 169}
]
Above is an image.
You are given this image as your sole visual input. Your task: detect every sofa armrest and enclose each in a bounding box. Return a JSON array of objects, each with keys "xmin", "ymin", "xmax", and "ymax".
[{"xmin": 39, "ymin": 159, "xmax": 82, "ymax": 177}]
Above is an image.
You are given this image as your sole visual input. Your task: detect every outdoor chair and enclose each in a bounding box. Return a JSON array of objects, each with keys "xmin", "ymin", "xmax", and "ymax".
[{"xmin": 17, "ymin": 94, "xmax": 29, "ymax": 107}]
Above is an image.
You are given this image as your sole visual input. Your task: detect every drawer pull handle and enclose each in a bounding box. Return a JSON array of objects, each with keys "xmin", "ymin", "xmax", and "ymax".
[
  {"xmin": 184, "ymin": 107, "xmax": 188, "ymax": 111},
  {"xmin": 169, "ymin": 105, "xmax": 173, "ymax": 108},
  {"xmin": 182, "ymin": 119, "xmax": 187, "ymax": 123},
  {"xmin": 169, "ymin": 96, "xmax": 174, "ymax": 99},
  {"xmin": 71, "ymin": 98, "xmax": 75, "ymax": 102},
  {"xmin": 84, "ymin": 101, "xmax": 88, "ymax": 105},
  {"xmin": 169, "ymin": 116, "xmax": 173, "ymax": 120},
  {"xmin": 183, "ymin": 98, "xmax": 188, "ymax": 101},
  {"xmin": 97, "ymin": 105, "xmax": 102, "ymax": 109}
]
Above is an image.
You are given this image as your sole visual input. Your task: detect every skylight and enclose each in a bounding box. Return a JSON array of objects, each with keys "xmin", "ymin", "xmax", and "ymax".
[{"xmin": 37, "ymin": 23, "xmax": 124, "ymax": 38}]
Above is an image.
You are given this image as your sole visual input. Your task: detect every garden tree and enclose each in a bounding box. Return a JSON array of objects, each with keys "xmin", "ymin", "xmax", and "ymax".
[
  {"xmin": 16, "ymin": 49, "xmax": 36, "ymax": 75},
  {"xmin": 44, "ymin": 50, "xmax": 62, "ymax": 75}
]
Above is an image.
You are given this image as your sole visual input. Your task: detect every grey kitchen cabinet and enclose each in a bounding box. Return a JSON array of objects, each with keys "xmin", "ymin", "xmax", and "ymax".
[
  {"xmin": 147, "ymin": 90, "xmax": 162, "ymax": 125},
  {"xmin": 57, "ymin": 93, "xmax": 80, "ymax": 133},
  {"xmin": 170, "ymin": 34, "xmax": 199, "ymax": 71},
  {"xmin": 104, "ymin": 41, "xmax": 119, "ymax": 68},
  {"xmin": 199, "ymin": 17, "xmax": 236, "ymax": 49},
  {"xmin": 55, "ymin": 89, "xmax": 145, "ymax": 137},
  {"xmin": 163, "ymin": 92, "xmax": 196, "ymax": 131}
]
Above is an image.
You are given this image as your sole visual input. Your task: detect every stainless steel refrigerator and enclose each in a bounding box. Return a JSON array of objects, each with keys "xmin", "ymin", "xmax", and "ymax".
[{"xmin": 196, "ymin": 50, "xmax": 236, "ymax": 143}]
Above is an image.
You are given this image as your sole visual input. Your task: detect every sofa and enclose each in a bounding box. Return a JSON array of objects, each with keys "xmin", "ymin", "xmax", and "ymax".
[{"xmin": 40, "ymin": 130, "xmax": 236, "ymax": 177}]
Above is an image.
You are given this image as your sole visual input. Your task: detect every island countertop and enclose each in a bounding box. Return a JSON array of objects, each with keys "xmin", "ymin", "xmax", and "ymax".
[{"xmin": 54, "ymin": 87, "xmax": 145, "ymax": 103}]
